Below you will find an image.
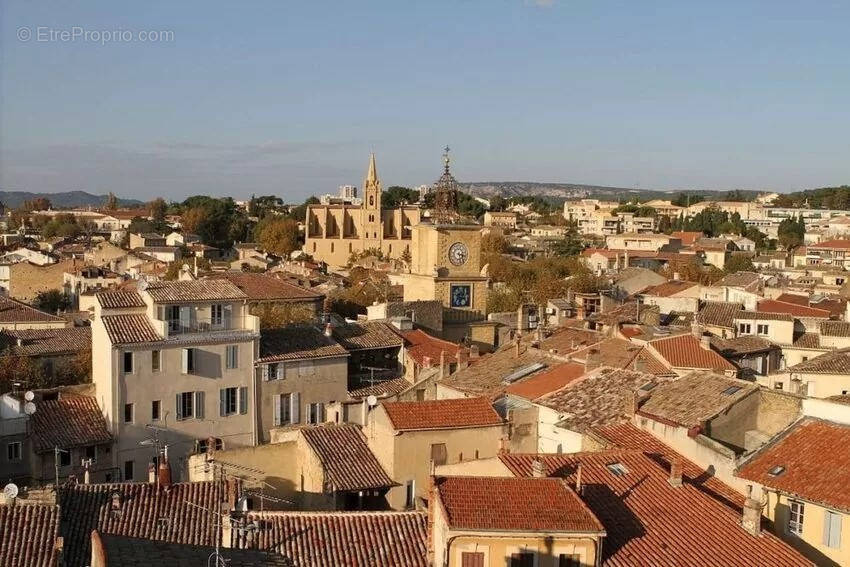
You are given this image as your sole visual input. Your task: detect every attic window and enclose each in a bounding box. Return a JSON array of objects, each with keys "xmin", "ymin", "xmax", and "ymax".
[
  {"xmin": 606, "ymin": 462, "xmax": 629, "ymax": 477},
  {"xmin": 768, "ymin": 465, "xmax": 786, "ymax": 477},
  {"xmin": 639, "ymin": 382, "xmax": 656, "ymax": 392},
  {"xmin": 721, "ymin": 386, "xmax": 742, "ymax": 396}
]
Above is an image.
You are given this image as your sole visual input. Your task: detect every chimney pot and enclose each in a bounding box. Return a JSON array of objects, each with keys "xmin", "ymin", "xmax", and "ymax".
[
  {"xmin": 469, "ymin": 345, "xmax": 480, "ymax": 359},
  {"xmin": 575, "ymin": 463, "xmax": 583, "ymax": 494},
  {"xmin": 624, "ymin": 389, "xmax": 640, "ymax": 417},
  {"xmin": 668, "ymin": 459, "xmax": 683, "ymax": 487},
  {"xmin": 157, "ymin": 451, "xmax": 172, "ymax": 488},
  {"xmin": 700, "ymin": 335, "xmax": 711, "ymax": 351},
  {"xmin": 531, "ymin": 458, "xmax": 546, "ymax": 478},
  {"xmin": 324, "ymin": 322, "xmax": 333, "ymax": 338},
  {"xmin": 742, "ymin": 485, "xmax": 762, "ymax": 536},
  {"xmin": 148, "ymin": 462, "xmax": 156, "ymax": 484}
]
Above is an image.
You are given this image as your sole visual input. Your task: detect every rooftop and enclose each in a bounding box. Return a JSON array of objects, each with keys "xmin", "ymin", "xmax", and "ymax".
[
  {"xmin": 786, "ymin": 347, "xmax": 850, "ymax": 374},
  {"xmin": 757, "ymin": 299, "xmax": 831, "ymax": 319},
  {"xmin": 738, "ymin": 418, "xmax": 850, "ymax": 513},
  {"xmin": 648, "ymin": 334, "xmax": 736, "ymax": 371},
  {"xmin": 402, "ymin": 329, "xmax": 460, "ymax": 367},
  {"xmin": 0, "ymin": 296, "xmax": 64, "ymax": 324},
  {"xmin": 809, "ymin": 239, "xmax": 850, "ymax": 250},
  {"xmin": 258, "ymin": 325, "xmax": 348, "ymax": 363},
  {"xmin": 144, "ymin": 279, "xmax": 247, "ymax": 303},
  {"xmin": 438, "ymin": 344, "xmax": 551, "ymax": 399},
  {"xmin": 96, "ymin": 290, "xmax": 146, "ymax": 309},
  {"xmin": 715, "ymin": 271, "xmax": 761, "ymax": 290},
  {"xmin": 0, "ymin": 504, "xmax": 59, "ymax": 567},
  {"xmin": 348, "ymin": 376, "xmax": 411, "ymax": 399},
  {"xmin": 505, "ymin": 361, "xmax": 586, "ymax": 401},
  {"xmin": 301, "ymin": 424, "xmax": 396, "ymax": 492},
  {"xmin": 709, "ymin": 335, "xmax": 777, "ymax": 357},
  {"xmin": 331, "ymin": 321, "xmax": 403, "ymax": 351},
  {"xmin": 501, "ymin": 450, "xmax": 812, "ymax": 567},
  {"xmin": 696, "ymin": 301, "xmax": 744, "ymax": 329},
  {"xmin": 820, "ymin": 320, "xmax": 850, "ymax": 337},
  {"xmin": 641, "ymin": 280, "xmax": 698, "ymax": 297},
  {"xmin": 101, "ymin": 313, "xmax": 162, "ymax": 344},
  {"xmin": 96, "ymin": 534, "xmax": 291, "ymax": 567},
  {"xmin": 381, "ymin": 397, "xmax": 503, "ymax": 431},
  {"xmin": 30, "ymin": 395, "xmax": 112, "ymax": 454},
  {"xmin": 734, "ymin": 310, "xmax": 794, "ymax": 322},
  {"xmin": 435, "ymin": 476, "xmax": 604, "ymax": 533},
  {"xmin": 232, "ymin": 511, "xmax": 427, "ymax": 567},
  {"xmin": 0, "ymin": 327, "xmax": 91, "ymax": 357},
  {"xmin": 637, "ymin": 372, "xmax": 757, "ymax": 428},
  {"xmin": 206, "ymin": 272, "xmax": 321, "ymax": 302}
]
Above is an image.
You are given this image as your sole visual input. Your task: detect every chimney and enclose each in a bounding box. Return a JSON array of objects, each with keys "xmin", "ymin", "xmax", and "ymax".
[
  {"xmin": 633, "ymin": 355, "xmax": 646, "ymax": 373},
  {"xmin": 700, "ymin": 335, "xmax": 711, "ymax": 351},
  {"xmin": 673, "ymin": 272, "xmax": 680, "ymax": 281},
  {"xmin": 148, "ymin": 462, "xmax": 156, "ymax": 484},
  {"xmin": 515, "ymin": 333, "xmax": 522, "ymax": 358},
  {"xmin": 157, "ymin": 449, "xmax": 172, "ymax": 488},
  {"xmin": 668, "ymin": 459, "xmax": 683, "ymax": 487},
  {"xmin": 324, "ymin": 322, "xmax": 333, "ymax": 338},
  {"xmin": 575, "ymin": 463, "xmax": 583, "ymax": 495},
  {"xmin": 439, "ymin": 350, "xmax": 446, "ymax": 378},
  {"xmin": 531, "ymin": 458, "xmax": 546, "ymax": 478},
  {"xmin": 469, "ymin": 344, "xmax": 480, "ymax": 359},
  {"xmin": 426, "ymin": 475, "xmax": 437, "ymax": 565},
  {"xmin": 691, "ymin": 322, "xmax": 701, "ymax": 338},
  {"xmin": 624, "ymin": 390, "xmax": 640, "ymax": 418},
  {"xmin": 110, "ymin": 491, "xmax": 121, "ymax": 511},
  {"xmin": 422, "ymin": 355, "xmax": 432, "ymax": 369},
  {"xmin": 227, "ymin": 478, "xmax": 239, "ymax": 512},
  {"xmin": 742, "ymin": 485, "xmax": 762, "ymax": 537},
  {"xmin": 498, "ymin": 436, "xmax": 510, "ymax": 455},
  {"xmin": 456, "ymin": 348, "xmax": 469, "ymax": 370}
]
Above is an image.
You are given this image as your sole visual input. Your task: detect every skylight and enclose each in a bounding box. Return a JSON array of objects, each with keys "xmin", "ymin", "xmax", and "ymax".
[
  {"xmin": 721, "ymin": 386, "xmax": 742, "ymax": 396},
  {"xmin": 768, "ymin": 465, "xmax": 786, "ymax": 477},
  {"xmin": 606, "ymin": 462, "xmax": 629, "ymax": 477},
  {"xmin": 639, "ymin": 382, "xmax": 656, "ymax": 392},
  {"xmin": 501, "ymin": 362, "xmax": 547, "ymax": 384}
]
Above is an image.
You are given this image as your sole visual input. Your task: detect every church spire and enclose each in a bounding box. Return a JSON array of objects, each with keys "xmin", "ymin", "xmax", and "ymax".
[{"xmin": 366, "ymin": 152, "xmax": 379, "ymax": 188}]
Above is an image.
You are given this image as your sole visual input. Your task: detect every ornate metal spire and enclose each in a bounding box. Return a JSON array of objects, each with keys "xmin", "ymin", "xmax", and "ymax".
[{"xmin": 433, "ymin": 145, "xmax": 460, "ymax": 223}]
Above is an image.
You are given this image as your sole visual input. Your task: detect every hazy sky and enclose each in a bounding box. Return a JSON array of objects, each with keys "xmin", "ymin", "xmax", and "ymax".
[{"xmin": 2, "ymin": 1, "xmax": 848, "ymax": 202}]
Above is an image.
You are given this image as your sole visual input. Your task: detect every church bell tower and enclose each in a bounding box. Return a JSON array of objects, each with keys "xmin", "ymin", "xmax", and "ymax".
[{"xmin": 362, "ymin": 153, "xmax": 382, "ymax": 244}]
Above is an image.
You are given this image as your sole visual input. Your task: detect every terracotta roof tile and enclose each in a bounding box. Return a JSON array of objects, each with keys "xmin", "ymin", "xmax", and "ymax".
[
  {"xmin": 0, "ymin": 297, "xmax": 63, "ymax": 324},
  {"xmin": 382, "ymin": 397, "xmax": 503, "ymax": 431},
  {"xmin": 59, "ymin": 480, "xmax": 229, "ymax": 567},
  {"xmin": 144, "ymin": 280, "xmax": 247, "ymax": 303},
  {"xmin": 539, "ymin": 327, "xmax": 603, "ymax": 354},
  {"xmin": 506, "ymin": 362, "xmax": 586, "ymax": 400},
  {"xmin": 716, "ymin": 271, "xmax": 761, "ymax": 290},
  {"xmin": 349, "ymin": 377, "xmax": 411, "ymax": 399},
  {"xmin": 332, "ymin": 322, "xmax": 403, "ymax": 351},
  {"xmin": 436, "ymin": 476, "xmax": 604, "ymax": 533},
  {"xmin": 641, "ymin": 280, "xmax": 698, "ymax": 297},
  {"xmin": 0, "ymin": 504, "xmax": 59, "ymax": 567},
  {"xmin": 821, "ymin": 320, "xmax": 850, "ymax": 337},
  {"xmin": 501, "ymin": 450, "xmax": 812, "ymax": 566},
  {"xmin": 649, "ymin": 334, "xmax": 736, "ymax": 371},
  {"xmin": 709, "ymin": 335, "xmax": 777, "ymax": 356},
  {"xmin": 787, "ymin": 347, "xmax": 850, "ymax": 374},
  {"xmin": 258, "ymin": 325, "xmax": 348, "ymax": 363},
  {"xmin": 30, "ymin": 395, "xmax": 112, "ymax": 453},
  {"xmin": 774, "ymin": 293, "xmax": 809, "ymax": 306},
  {"xmin": 233, "ymin": 511, "xmax": 428, "ymax": 566},
  {"xmin": 402, "ymin": 329, "xmax": 459, "ymax": 367},
  {"xmin": 792, "ymin": 333, "xmax": 822, "ymax": 349},
  {"xmin": 96, "ymin": 290, "xmax": 146, "ymax": 309},
  {"xmin": 439, "ymin": 346, "xmax": 551, "ymax": 399},
  {"xmin": 98, "ymin": 534, "xmax": 291, "ymax": 567},
  {"xmin": 0, "ymin": 327, "xmax": 90, "ymax": 357},
  {"xmin": 738, "ymin": 418, "xmax": 850, "ymax": 512},
  {"xmin": 809, "ymin": 239, "xmax": 850, "ymax": 250},
  {"xmin": 672, "ymin": 231, "xmax": 702, "ymax": 246},
  {"xmin": 697, "ymin": 301, "xmax": 744, "ymax": 329},
  {"xmin": 734, "ymin": 310, "xmax": 794, "ymax": 322},
  {"xmin": 207, "ymin": 273, "xmax": 321, "ymax": 302},
  {"xmin": 101, "ymin": 314, "xmax": 162, "ymax": 344},
  {"xmin": 757, "ymin": 299, "xmax": 831, "ymax": 318},
  {"xmin": 301, "ymin": 424, "xmax": 396, "ymax": 491}
]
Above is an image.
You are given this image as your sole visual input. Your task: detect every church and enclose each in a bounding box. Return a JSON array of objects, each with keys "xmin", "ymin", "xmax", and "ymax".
[{"xmin": 303, "ymin": 154, "xmax": 421, "ymax": 267}]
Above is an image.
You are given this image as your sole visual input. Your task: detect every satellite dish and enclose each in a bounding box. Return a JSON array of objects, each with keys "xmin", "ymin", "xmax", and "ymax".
[
  {"xmin": 137, "ymin": 277, "xmax": 148, "ymax": 291},
  {"xmin": 24, "ymin": 391, "xmax": 34, "ymax": 401},
  {"xmin": 366, "ymin": 395, "xmax": 378, "ymax": 408},
  {"xmin": 3, "ymin": 483, "xmax": 19, "ymax": 500},
  {"xmin": 24, "ymin": 402, "xmax": 36, "ymax": 415}
]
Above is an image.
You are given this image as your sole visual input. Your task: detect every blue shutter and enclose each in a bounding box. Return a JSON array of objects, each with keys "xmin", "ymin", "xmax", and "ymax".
[{"xmin": 239, "ymin": 386, "xmax": 248, "ymax": 415}]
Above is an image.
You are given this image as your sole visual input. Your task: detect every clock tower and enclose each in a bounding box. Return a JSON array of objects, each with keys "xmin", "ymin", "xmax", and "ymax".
[{"xmin": 403, "ymin": 148, "xmax": 489, "ymax": 330}]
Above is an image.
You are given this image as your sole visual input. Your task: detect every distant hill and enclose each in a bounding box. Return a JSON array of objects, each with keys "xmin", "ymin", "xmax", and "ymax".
[
  {"xmin": 459, "ymin": 182, "xmax": 762, "ymax": 203},
  {"xmin": 0, "ymin": 190, "xmax": 143, "ymax": 209}
]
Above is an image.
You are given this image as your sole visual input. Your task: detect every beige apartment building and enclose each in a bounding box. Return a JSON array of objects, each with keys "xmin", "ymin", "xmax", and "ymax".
[
  {"xmin": 483, "ymin": 210, "xmax": 517, "ymax": 229},
  {"xmin": 91, "ymin": 281, "xmax": 261, "ymax": 482},
  {"xmin": 304, "ymin": 154, "xmax": 421, "ymax": 267}
]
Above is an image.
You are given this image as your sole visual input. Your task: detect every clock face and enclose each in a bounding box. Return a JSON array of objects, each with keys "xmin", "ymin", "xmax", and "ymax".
[
  {"xmin": 450, "ymin": 284, "xmax": 471, "ymax": 308},
  {"xmin": 448, "ymin": 242, "xmax": 469, "ymax": 266}
]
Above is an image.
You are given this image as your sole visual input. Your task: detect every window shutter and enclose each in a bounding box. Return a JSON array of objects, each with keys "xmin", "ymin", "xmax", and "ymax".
[
  {"xmin": 833, "ymin": 511, "xmax": 842, "ymax": 548},
  {"xmin": 175, "ymin": 394, "xmax": 182, "ymax": 420},
  {"xmin": 224, "ymin": 303, "xmax": 233, "ymax": 328},
  {"xmin": 290, "ymin": 392, "xmax": 300, "ymax": 424},
  {"xmin": 220, "ymin": 389, "xmax": 226, "ymax": 417},
  {"xmin": 273, "ymin": 394, "xmax": 282, "ymax": 426},
  {"xmin": 277, "ymin": 364, "xmax": 284, "ymax": 380},
  {"xmin": 195, "ymin": 391, "xmax": 204, "ymax": 419},
  {"xmin": 180, "ymin": 306, "xmax": 191, "ymax": 330},
  {"xmin": 319, "ymin": 403, "xmax": 325, "ymax": 423},
  {"xmin": 232, "ymin": 345, "xmax": 239, "ymax": 368},
  {"xmin": 182, "ymin": 349, "xmax": 189, "ymax": 374},
  {"xmin": 239, "ymin": 386, "xmax": 248, "ymax": 415},
  {"xmin": 157, "ymin": 306, "xmax": 165, "ymax": 320},
  {"xmin": 261, "ymin": 365, "xmax": 269, "ymax": 381}
]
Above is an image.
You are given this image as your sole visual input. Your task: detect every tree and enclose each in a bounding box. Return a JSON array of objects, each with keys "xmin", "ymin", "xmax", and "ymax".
[
  {"xmin": 256, "ymin": 217, "xmax": 300, "ymax": 257},
  {"xmin": 33, "ymin": 289, "xmax": 71, "ymax": 314},
  {"xmin": 724, "ymin": 255, "xmax": 756, "ymax": 274},
  {"xmin": 489, "ymin": 195, "xmax": 507, "ymax": 212},
  {"xmin": 105, "ymin": 192, "xmax": 118, "ymax": 210},
  {"xmin": 671, "ymin": 193, "xmax": 703, "ymax": 208},
  {"xmin": 382, "ymin": 186, "xmax": 420, "ymax": 208},
  {"xmin": 23, "ymin": 197, "xmax": 51, "ymax": 211},
  {"xmin": 180, "ymin": 206, "xmax": 208, "ymax": 235},
  {"xmin": 481, "ymin": 234, "xmax": 509, "ymax": 256},
  {"xmin": 148, "ymin": 198, "xmax": 168, "ymax": 223},
  {"xmin": 251, "ymin": 303, "xmax": 314, "ymax": 329},
  {"xmin": 777, "ymin": 216, "xmax": 805, "ymax": 250}
]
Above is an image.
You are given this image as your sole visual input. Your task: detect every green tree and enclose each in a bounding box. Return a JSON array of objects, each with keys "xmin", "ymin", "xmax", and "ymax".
[
  {"xmin": 382, "ymin": 186, "xmax": 420, "ymax": 208},
  {"xmin": 33, "ymin": 289, "xmax": 71, "ymax": 314},
  {"xmin": 724, "ymin": 255, "xmax": 756, "ymax": 274},
  {"xmin": 148, "ymin": 198, "xmax": 168, "ymax": 223},
  {"xmin": 105, "ymin": 192, "xmax": 118, "ymax": 210},
  {"xmin": 255, "ymin": 217, "xmax": 301, "ymax": 257}
]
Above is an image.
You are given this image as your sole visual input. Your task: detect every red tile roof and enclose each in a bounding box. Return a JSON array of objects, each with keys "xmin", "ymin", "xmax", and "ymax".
[
  {"xmin": 30, "ymin": 395, "xmax": 112, "ymax": 454},
  {"xmin": 774, "ymin": 293, "xmax": 809, "ymax": 306},
  {"xmin": 96, "ymin": 290, "xmax": 146, "ymax": 309},
  {"xmin": 207, "ymin": 272, "xmax": 322, "ymax": 302},
  {"xmin": 101, "ymin": 314, "xmax": 162, "ymax": 344},
  {"xmin": 381, "ymin": 397, "xmax": 503, "ymax": 431},
  {"xmin": 144, "ymin": 280, "xmax": 247, "ymax": 303},
  {"xmin": 641, "ymin": 280, "xmax": 698, "ymax": 297},
  {"xmin": 97, "ymin": 534, "xmax": 291, "ymax": 567},
  {"xmin": 233, "ymin": 511, "xmax": 428, "ymax": 566},
  {"xmin": 809, "ymin": 239, "xmax": 850, "ymax": 250},
  {"xmin": 301, "ymin": 424, "xmax": 396, "ymax": 492},
  {"xmin": 0, "ymin": 297, "xmax": 64, "ymax": 324},
  {"xmin": 348, "ymin": 376, "xmax": 411, "ymax": 399},
  {"xmin": 258, "ymin": 325, "xmax": 348, "ymax": 362},
  {"xmin": 402, "ymin": 329, "xmax": 460, "ymax": 367},
  {"xmin": 501, "ymin": 450, "xmax": 812, "ymax": 566},
  {"xmin": 648, "ymin": 334, "xmax": 736, "ymax": 371},
  {"xmin": 505, "ymin": 362, "xmax": 586, "ymax": 400},
  {"xmin": 59, "ymin": 481, "xmax": 229, "ymax": 567},
  {"xmin": 0, "ymin": 327, "xmax": 91, "ymax": 357},
  {"xmin": 757, "ymin": 299, "xmax": 831, "ymax": 318},
  {"xmin": 436, "ymin": 476, "xmax": 604, "ymax": 533},
  {"xmin": 738, "ymin": 418, "xmax": 850, "ymax": 512},
  {"xmin": 332, "ymin": 322, "xmax": 403, "ymax": 351},
  {"xmin": 0, "ymin": 504, "xmax": 59, "ymax": 567},
  {"xmin": 672, "ymin": 231, "xmax": 703, "ymax": 246}
]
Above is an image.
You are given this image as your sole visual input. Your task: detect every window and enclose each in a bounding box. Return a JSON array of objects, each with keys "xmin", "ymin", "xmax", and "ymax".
[
  {"xmin": 824, "ymin": 510, "xmax": 842, "ymax": 549},
  {"xmin": 182, "ymin": 348, "xmax": 196, "ymax": 374},
  {"xmin": 84, "ymin": 445, "xmax": 97, "ymax": 463},
  {"xmin": 59, "ymin": 450, "xmax": 71, "ymax": 467},
  {"xmin": 274, "ymin": 393, "xmax": 291, "ymax": 426},
  {"xmin": 151, "ymin": 350, "xmax": 161, "ymax": 372},
  {"xmin": 177, "ymin": 391, "xmax": 201, "ymax": 421},
  {"xmin": 124, "ymin": 403, "xmax": 134, "ymax": 424},
  {"xmin": 757, "ymin": 324, "xmax": 769, "ymax": 335},
  {"xmin": 774, "ymin": 382, "xmax": 784, "ymax": 390},
  {"xmin": 606, "ymin": 462, "xmax": 629, "ymax": 476},
  {"xmin": 123, "ymin": 351, "xmax": 133, "ymax": 374},
  {"xmin": 405, "ymin": 480, "xmax": 416, "ymax": 509},
  {"xmin": 461, "ymin": 552, "xmax": 485, "ymax": 567},
  {"xmin": 151, "ymin": 400, "xmax": 161, "ymax": 421},
  {"xmin": 211, "ymin": 304, "xmax": 224, "ymax": 326},
  {"xmin": 430, "ymin": 443, "xmax": 447, "ymax": 466},
  {"xmin": 789, "ymin": 500, "xmax": 805, "ymax": 536},
  {"xmin": 510, "ymin": 552, "xmax": 535, "ymax": 567},
  {"xmin": 220, "ymin": 387, "xmax": 238, "ymax": 416},
  {"xmin": 306, "ymin": 402, "xmax": 325, "ymax": 425},
  {"xmin": 7, "ymin": 442, "xmax": 22, "ymax": 462},
  {"xmin": 197, "ymin": 437, "xmax": 223, "ymax": 454},
  {"xmin": 721, "ymin": 386, "xmax": 742, "ymax": 396},
  {"xmin": 768, "ymin": 465, "xmax": 786, "ymax": 477},
  {"xmin": 264, "ymin": 363, "xmax": 282, "ymax": 381},
  {"xmin": 558, "ymin": 554, "xmax": 582, "ymax": 567},
  {"xmin": 739, "ymin": 323, "xmax": 752, "ymax": 334},
  {"xmin": 124, "ymin": 460, "xmax": 134, "ymax": 481},
  {"xmin": 226, "ymin": 345, "xmax": 239, "ymax": 369}
]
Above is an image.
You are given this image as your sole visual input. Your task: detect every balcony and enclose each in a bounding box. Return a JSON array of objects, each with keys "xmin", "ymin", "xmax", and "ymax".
[{"xmin": 156, "ymin": 314, "xmax": 260, "ymax": 339}]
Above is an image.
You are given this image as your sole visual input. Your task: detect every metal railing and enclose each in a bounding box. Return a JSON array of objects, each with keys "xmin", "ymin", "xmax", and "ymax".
[{"xmin": 158, "ymin": 315, "xmax": 254, "ymax": 335}]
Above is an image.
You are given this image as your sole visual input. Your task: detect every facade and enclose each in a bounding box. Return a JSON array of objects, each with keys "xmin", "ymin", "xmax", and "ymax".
[
  {"xmin": 483, "ymin": 211, "xmax": 517, "ymax": 229},
  {"xmin": 90, "ymin": 282, "xmax": 260, "ymax": 482},
  {"xmin": 304, "ymin": 154, "xmax": 421, "ymax": 267}
]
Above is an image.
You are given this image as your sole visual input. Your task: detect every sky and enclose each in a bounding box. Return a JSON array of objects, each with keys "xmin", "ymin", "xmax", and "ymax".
[{"xmin": 1, "ymin": 1, "xmax": 848, "ymax": 202}]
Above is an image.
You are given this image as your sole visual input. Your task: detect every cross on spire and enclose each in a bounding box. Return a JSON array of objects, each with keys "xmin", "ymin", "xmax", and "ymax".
[{"xmin": 443, "ymin": 145, "xmax": 451, "ymax": 173}]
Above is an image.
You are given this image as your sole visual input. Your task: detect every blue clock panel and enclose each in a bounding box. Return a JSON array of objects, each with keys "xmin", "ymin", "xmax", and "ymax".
[{"xmin": 450, "ymin": 284, "xmax": 471, "ymax": 308}]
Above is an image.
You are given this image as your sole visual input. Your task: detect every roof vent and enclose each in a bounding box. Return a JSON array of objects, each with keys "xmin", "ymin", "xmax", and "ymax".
[
  {"xmin": 501, "ymin": 362, "xmax": 547, "ymax": 385},
  {"xmin": 721, "ymin": 386, "xmax": 742, "ymax": 396},
  {"xmin": 606, "ymin": 462, "xmax": 628, "ymax": 477},
  {"xmin": 767, "ymin": 465, "xmax": 786, "ymax": 477}
]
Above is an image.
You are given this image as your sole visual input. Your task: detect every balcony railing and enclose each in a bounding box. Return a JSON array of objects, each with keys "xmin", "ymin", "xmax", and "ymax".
[{"xmin": 157, "ymin": 315, "xmax": 259, "ymax": 336}]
